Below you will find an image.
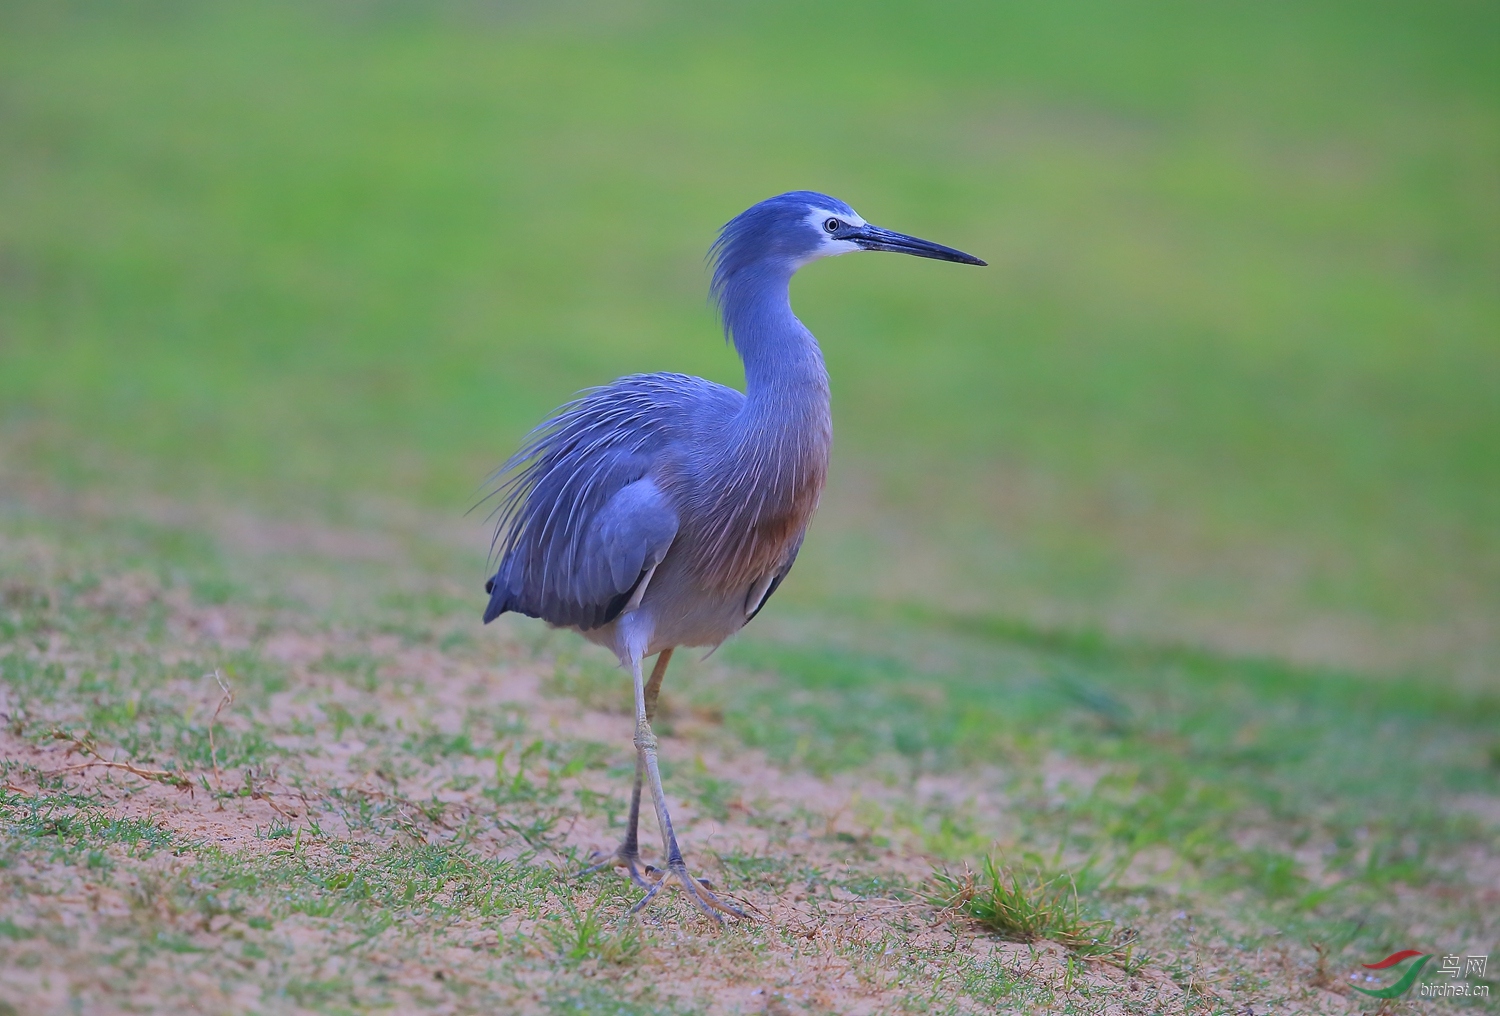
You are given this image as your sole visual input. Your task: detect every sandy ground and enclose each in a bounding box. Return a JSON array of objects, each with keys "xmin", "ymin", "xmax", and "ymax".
[{"xmin": 0, "ymin": 514, "xmax": 1476, "ymax": 1014}]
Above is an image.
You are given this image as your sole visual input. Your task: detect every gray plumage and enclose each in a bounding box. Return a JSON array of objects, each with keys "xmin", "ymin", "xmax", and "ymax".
[{"xmin": 479, "ymin": 191, "xmax": 984, "ymax": 919}]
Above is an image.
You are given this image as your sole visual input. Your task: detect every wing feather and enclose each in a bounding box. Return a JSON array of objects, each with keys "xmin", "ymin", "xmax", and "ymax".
[
  {"xmin": 745, "ymin": 532, "xmax": 803, "ymax": 623},
  {"xmin": 481, "ymin": 373, "xmax": 724, "ymax": 629}
]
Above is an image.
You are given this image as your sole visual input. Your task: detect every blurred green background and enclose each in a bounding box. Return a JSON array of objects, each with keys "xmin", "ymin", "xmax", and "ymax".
[{"xmin": 2, "ymin": 0, "xmax": 1496, "ymax": 680}]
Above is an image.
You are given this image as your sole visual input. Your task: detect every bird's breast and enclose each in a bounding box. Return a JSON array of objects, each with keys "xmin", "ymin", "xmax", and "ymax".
[{"xmin": 678, "ymin": 440, "xmax": 827, "ymax": 594}]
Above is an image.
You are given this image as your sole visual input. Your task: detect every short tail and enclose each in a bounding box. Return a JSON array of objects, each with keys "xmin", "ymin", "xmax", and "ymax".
[{"xmin": 482, "ymin": 576, "xmax": 507, "ymax": 624}]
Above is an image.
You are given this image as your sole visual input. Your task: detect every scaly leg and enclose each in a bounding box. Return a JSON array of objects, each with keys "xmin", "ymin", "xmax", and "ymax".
[
  {"xmin": 575, "ymin": 649, "xmax": 673, "ymax": 889},
  {"xmin": 625, "ymin": 650, "xmax": 744, "ymax": 922}
]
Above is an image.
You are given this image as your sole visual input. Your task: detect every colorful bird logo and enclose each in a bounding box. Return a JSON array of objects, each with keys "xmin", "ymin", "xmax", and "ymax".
[{"xmin": 1354, "ymin": 950, "xmax": 1430, "ymax": 999}]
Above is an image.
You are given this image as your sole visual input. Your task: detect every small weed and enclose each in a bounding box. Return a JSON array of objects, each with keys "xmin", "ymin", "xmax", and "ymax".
[
  {"xmin": 547, "ymin": 899, "xmax": 642, "ymax": 966},
  {"xmin": 930, "ymin": 855, "xmax": 1139, "ymax": 964},
  {"xmin": 260, "ymin": 819, "xmax": 295, "ymax": 840}
]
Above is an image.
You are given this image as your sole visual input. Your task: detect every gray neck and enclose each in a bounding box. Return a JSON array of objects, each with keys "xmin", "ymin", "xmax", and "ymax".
[
  {"xmin": 695, "ymin": 256, "xmax": 832, "ymax": 584},
  {"xmin": 721, "ymin": 264, "xmax": 830, "ymax": 413}
]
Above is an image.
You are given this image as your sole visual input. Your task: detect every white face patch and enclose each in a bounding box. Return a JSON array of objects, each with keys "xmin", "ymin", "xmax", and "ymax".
[{"xmin": 801, "ymin": 206, "xmax": 868, "ymax": 261}]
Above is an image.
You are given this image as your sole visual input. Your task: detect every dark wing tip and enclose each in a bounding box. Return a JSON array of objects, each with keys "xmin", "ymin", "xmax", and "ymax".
[{"xmin": 482, "ymin": 575, "xmax": 507, "ymax": 624}]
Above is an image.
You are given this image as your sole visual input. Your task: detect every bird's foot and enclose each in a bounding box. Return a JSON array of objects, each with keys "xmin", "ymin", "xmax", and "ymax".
[
  {"xmin": 575, "ymin": 844, "xmax": 654, "ymax": 891},
  {"xmin": 629, "ymin": 857, "xmax": 746, "ymax": 923}
]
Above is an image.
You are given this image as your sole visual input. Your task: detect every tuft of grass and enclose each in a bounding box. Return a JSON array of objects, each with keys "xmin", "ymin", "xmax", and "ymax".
[
  {"xmin": 547, "ymin": 898, "xmax": 644, "ymax": 967},
  {"xmin": 930, "ymin": 855, "xmax": 1139, "ymax": 967}
]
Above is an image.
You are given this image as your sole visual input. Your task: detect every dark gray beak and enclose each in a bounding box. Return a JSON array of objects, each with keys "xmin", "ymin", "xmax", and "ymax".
[{"xmin": 848, "ymin": 224, "xmax": 987, "ymax": 266}]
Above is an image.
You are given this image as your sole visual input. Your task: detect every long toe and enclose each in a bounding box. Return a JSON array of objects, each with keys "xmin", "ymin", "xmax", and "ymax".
[
  {"xmin": 574, "ymin": 845, "xmax": 654, "ymax": 891},
  {"xmin": 675, "ymin": 862, "xmax": 747, "ymax": 921},
  {"xmin": 626, "ymin": 860, "xmax": 746, "ymax": 923}
]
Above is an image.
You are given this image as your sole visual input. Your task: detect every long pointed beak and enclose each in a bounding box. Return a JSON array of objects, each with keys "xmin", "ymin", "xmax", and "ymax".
[{"xmin": 848, "ymin": 224, "xmax": 987, "ymax": 266}]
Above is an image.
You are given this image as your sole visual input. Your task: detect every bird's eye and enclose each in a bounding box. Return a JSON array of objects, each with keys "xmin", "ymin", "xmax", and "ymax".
[{"xmin": 824, "ymin": 218, "xmax": 841, "ymax": 233}]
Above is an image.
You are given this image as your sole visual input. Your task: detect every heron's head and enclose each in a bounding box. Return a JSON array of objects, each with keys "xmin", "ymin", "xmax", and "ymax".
[{"xmin": 710, "ymin": 191, "xmax": 985, "ymax": 306}]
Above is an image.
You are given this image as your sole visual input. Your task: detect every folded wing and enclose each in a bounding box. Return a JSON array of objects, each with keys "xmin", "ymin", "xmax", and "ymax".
[{"xmin": 482, "ymin": 374, "xmax": 712, "ymax": 630}]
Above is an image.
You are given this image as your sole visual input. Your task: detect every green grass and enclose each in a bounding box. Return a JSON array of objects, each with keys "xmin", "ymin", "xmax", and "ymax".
[
  {"xmin": 694, "ymin": 612, "xmax": 1498, "ymax": 951},
  {"xmin": 1, "ymin": 2, "xmax": 1497, "ymax": 1012},
  {"xmin": 929, "ymin": 856, "xmax": 1136, "ymax": 963},
  {"xmin": 2, "ymin": 0, "xmax": 1497, "ymax": 673},
  {"xmin": 2, "ymin": 503, "xmax": 1495, "ymax": 1010}
]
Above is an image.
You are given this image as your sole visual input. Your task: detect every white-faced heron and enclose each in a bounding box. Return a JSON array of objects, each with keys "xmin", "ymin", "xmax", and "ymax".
[{"xmin": 482, "ymin": 191, "xmax": 985, "ymax": 920}]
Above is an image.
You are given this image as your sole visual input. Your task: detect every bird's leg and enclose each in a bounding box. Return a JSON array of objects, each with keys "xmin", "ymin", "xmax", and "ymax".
[
  {"xmin": 574, "ymin": 649, "xmax": 672, "ymax": 890},
  {"xmin": 574, "ymin": 756, "xmax": 653, "ymax": 889},
  {"xmin": 627, "ymin": 651, "xmax": 745, "ymax": 922}
]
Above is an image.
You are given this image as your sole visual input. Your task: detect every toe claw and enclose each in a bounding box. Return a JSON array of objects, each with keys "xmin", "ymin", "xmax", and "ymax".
[
  {"xmin": 574, "ymin": 845, "xmax": 655, "ymax": 890},
  {"xmin": 577, "ymin": 845, "xmax": 743, "ymax": 922},
  {"xmin": 625, "ymin": 860, "xmax": 745, "ymax": 922}
]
